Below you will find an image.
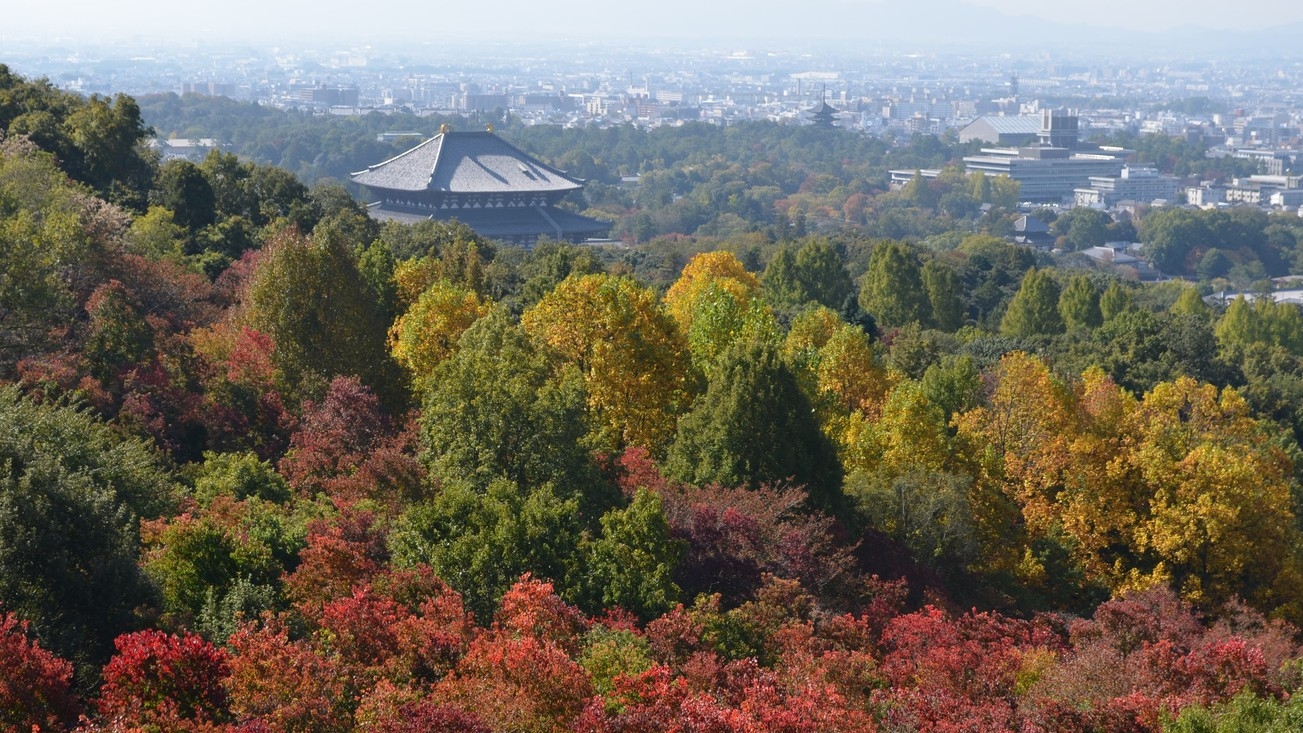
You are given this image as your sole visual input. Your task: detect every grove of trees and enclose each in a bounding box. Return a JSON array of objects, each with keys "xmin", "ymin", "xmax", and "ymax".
[{"xmin": 9, "ymin": 65, "xmax": 1303, "ymax": 732}]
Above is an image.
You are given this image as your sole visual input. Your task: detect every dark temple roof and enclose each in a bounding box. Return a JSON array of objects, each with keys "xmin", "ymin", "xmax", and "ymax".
[
  {"xmin": 351, "ymin": 131, "xmax": 583, "ymax": 195},
  {"xmin": 366, "ymin": 203, "xmax": 610, "ymax": 241}
]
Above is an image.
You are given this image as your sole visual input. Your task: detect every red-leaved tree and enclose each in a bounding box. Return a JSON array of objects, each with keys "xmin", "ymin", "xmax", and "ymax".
[
  {"xmin": 95, "ymin": 630, "xmax": 231, "ymax": 730},
  {"xmin": 0, "ymin": 612, "xmax": 80, "ymax": 731},
  {"xmin": 225, "ymin": 617, "xmax": 351, "ymax": 733}
]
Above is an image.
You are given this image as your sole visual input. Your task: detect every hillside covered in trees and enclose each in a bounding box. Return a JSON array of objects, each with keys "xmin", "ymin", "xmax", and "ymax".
[{"xmin": 8, "ymin": 65, "xmax": 1303, "ymax": 731}]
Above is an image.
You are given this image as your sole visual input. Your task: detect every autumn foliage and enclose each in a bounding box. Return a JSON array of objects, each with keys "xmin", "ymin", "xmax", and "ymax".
[{"xmin": 9, "ymin": 67, "xmax": 1303, "ymax": 732}]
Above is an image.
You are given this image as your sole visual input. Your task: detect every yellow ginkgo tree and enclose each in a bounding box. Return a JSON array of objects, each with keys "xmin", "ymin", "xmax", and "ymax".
[{"xmin": 522, "ymin": 273, "xmax": 692, "ymax": 454}]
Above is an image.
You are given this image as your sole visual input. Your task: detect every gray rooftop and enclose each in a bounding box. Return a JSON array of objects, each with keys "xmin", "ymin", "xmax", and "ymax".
[
  {"xmin": 965, "ymin": 116, "xmax": 1042, "ymax": 135},
  {"xmin": 351, "ymin": 131, "xmax": 583, "ymax": 195}
]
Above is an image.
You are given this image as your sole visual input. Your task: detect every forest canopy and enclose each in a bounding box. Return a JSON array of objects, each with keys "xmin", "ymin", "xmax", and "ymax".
[{"xmin": 5, "ymin": 65, "xmax": 1303, "ymax": 732}]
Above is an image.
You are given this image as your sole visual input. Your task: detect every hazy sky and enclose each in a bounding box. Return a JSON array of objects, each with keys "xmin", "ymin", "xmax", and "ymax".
[
  {"xmin": 968, "ymin": 0, "xmax": 1303, "ymax": 30},
  {"xmin": 6, "ymin": 0, "xmax": 1303, "ymax": 43}
]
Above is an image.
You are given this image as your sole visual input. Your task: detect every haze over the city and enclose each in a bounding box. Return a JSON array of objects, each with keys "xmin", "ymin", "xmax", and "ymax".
[{"xmin": 7, "ymin": 0, "xmax": 1303, "ymax": 47}]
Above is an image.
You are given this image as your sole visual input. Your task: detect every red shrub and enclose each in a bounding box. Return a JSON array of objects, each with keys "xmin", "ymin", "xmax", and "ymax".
[
  {"xmin": 494, "ymin": 574, "xmax": 589, "ymax": 656},
  {"xmin": 0, "ymin": 612, "xmax": 79, "ymax": 731},
  {"xmin": 96, "ymin": 630, "xmax": 230, "ymax": 728},
  {"xmin": 225, "ymin": 618, "xmax": 351, "ymax": 733},
  {"xmin": 282, "ymin": 508, "xmax": 388, "ymax": 619},
  {"xmin": 436, "ymin": 633, "xmax": 595, "ymax": 733}
]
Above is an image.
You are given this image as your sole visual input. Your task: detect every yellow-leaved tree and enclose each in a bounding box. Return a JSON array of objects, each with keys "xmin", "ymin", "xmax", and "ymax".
[
  {"xmin": 663, "ymin": 250, "xmax": 760, "ymax": 334},
  {"xmin": 953, "ymin": 352, "xmax": 1076, "ymax": 576},
  {"xmin": 663, "ymin": 251, "xmax": 776, "ymax": 375},
  {"xmin": 955, "ymin": 352, "xmax": 1303, "ymax": 619},
  {"xmin": 782, "ymin": 306, "xmax": 892, "ymax": 452},
  {"xmin": 388, "ymin": 280, "xmax": 489, "ymax": 393},
  {"xmin": 521, "ymin": 273, "xmax": 692, "ymax": 454},
  {"xmin": 1125, "ymin": 377, "xmax": 1301, "ymax": 613}
]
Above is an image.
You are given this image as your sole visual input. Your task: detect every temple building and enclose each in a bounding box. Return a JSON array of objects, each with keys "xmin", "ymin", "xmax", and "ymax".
[
  {"xmin": 808, "ymin": 99, "xmax": 840, "ymax": 129},
  {"xmin": 351, "ymin": 127, "xmax": 610, "ymax": 245}
]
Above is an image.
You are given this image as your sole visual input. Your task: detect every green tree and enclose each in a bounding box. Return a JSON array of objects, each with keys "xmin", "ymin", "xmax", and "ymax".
[
  {"xmin": 968, "ymin": 170, "xmax": 992, "ymax": 203},
  {"xmin": 1140, "ymin": 207, "xmax": 1211, "ymax": 275},
  {"xmin": 665, "ymin": 338, "xmax": 844, "ymax": 515},
  {"xmin": 989, "ymin": 175, "xmax": 1021, "ymax": 209},
  {"xmin": 1001, "ymin": 268, "xmax": 1064, "ymax": 338},
  {"xmin": 1088, "ymin": 310, "xmax": 1239, "ymax": 395},
  {"xmin": 1058, "ymin": 275, "xmax": 1103, "ymax": 330},
  {"xmin": 125, "ymin": 206, "xmax": 187, "ymax": 261},
  {"xmin": 191, "ymin": 450, "xmax": 292, "ymax": 506},
  {"xmin": 1165, "ymin": 691, "xmax": 1303, "ymax": 732},
  {"xmin": 199, "ymin": 151, "xmax": 308, "ymax": 230},
  {"xmin": 153, "ymin": 159, "xmax": 216, "ymax": 232},
  {"xmin": 242, "ymin": 227, "xmax": 401, "ymax": 409},
  {"xmin": 859, "ymin": 240, "xmax": 932, "ymax": 329},
  {"xmin": 0, "ymin": 137, "xmax": 101, "ymax": 370},
  {"xmin": 1197, "ymin": 248, "xmax": 1235, "ymax": 281},
  {"xmin": 1171, "ymin": 285, "xmax": 1212, "ymax": 318},
  {"xmin": 1054, "ymin": 208, "xmax": 1110, "ymax": 251},
  {"xmin": 1216, "ymin": 297, "xmax": 1303, "ymax": 356},
  {"xmin": 419, "ymin": 308, "xmax": 611, "ymax": 513},
  {"xmin": 920, "ymin": 354, "xmax": 982, "ymax": 420},
  {"xmin": 1100, "ymin": 280, "xmax": 1134, "ymax": 321},
  {"xmin": 760, "ymin": 244, "xmax": 804, "ymax": 311},
  {"xmin": 898, "ymin": 170, "xmax": 937, "ymax": 209},
  {"xmin": 0, "ymin": 386, "xmax": 175, "ymax": 677},
  {"xmin": 355, "ymin": 239, "xmax": 397, "ymax": 322},
  {"xmin": 514, "ymin": 242, "xmax": 602, "ymax": 311},
  {"xmin": 84, "ymin": 280, "xmax": 154, "ymax": 382},
  {"xmin": 61, "ymin": 93, "xmax": 154, "ymax": 210},
  {"xmin": 390, "ymin": 479, "xmax": 583, "ymax": 621},
  {"xmin": 794, "ymin": 237, "xmax": 854, "ymax": 310},
  {"xmin": 922, "ymin": 258, "xmax": 965, "ymax": 332},
  {"xmin": 584, "ymin": 489, "xmax": 683, "ymax": 621}
]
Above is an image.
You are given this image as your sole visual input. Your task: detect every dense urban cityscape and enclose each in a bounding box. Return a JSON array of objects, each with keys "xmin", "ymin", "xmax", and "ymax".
[{"xmin": 8, "ymin": 34, "xmax": 1303, "ymax": 220}]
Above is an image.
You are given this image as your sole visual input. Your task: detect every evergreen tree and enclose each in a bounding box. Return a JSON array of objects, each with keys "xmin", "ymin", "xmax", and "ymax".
[
  {"xmin": 1058, "ymin": 275, "xmax": 1103, "ymax": 330},
  {"xmin": 1000, "ymin": 268, "xmax": 1064, "ymax": 338},
  {"xmin": 0, "ymin": 387, "xmax": 175, "ymax": 678},
  {"xmin": 794, "ymin": 238, "xmax": 854, "ymax": 310},
  {"xmin": 584, "ymin": 489, "xmax": 683, "ymax": 621},
  {"xmin": 419, "ymin": 308, "xmax": 612, "ymax": 515},
  {"xmin": 390, "ymin": 479, "xmax": 584, "ymax": 621},
  {"xmin": 1099, "ymin": 280, "xmax": 1134, "ymax": 321},
  {"xmin": 859, "ymin": 240, "xmax": 932, "ymax": 329},
  {"xmin": 760, "ymin": 244, "xmax": 804, "ymax": 311},
  {"xmin": 665, "ymin": 338, "xmax": 844, "ymax": 516},
  {"xmin": 153, "ymin": 160, "xmax": 216, "ymax": 233},
  {"xmin": 922, "ymin": 259, "xmax": 965, "ymax": 332}
]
